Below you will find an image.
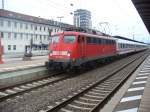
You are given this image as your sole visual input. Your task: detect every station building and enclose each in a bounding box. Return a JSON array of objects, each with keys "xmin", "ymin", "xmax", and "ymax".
[{"xmin": 0, "ymin": 9, "xmax": 72, "ymax": 57}]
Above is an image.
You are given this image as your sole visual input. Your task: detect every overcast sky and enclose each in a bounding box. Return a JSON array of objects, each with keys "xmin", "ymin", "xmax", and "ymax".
[{"xmin": 1, "ymin": 0, "xmax": 150, "ymax": 42}]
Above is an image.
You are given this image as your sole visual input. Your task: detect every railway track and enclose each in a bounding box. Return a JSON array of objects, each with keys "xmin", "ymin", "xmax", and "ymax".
[
  {"xmin": 40, "ymin": 51, "xmax": 149, "ymax": 112},
  {"xmin": 0, "ymin": 50, "xmax": 148, "ymax": 112},
  {"xmin": 0, "ymin": 52, "xmax": 141, "ymax": 103},
  {"xmin": 0, "ymin": 55, "xmax": 122, "ymax": 103},
  {"xmin": 0, "ymin": 71, "xmax": 70, "ymax": 102}
]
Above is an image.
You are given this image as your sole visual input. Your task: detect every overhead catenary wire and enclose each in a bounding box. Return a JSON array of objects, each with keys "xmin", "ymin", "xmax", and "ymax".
[
  {"xmin": 33, "ymin": 0, "xmax": 74, "ymax": 22},
  {"xmin": 37, "ymin": 0, "xmax": 69, "ymax": 14}
]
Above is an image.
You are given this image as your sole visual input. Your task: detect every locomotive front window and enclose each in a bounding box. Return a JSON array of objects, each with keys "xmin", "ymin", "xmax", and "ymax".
[
  {"xmin": 64, "ymin": 36, "xmax": 75, "ymax": 43},
  {"xmin": 51, "ymin": 36, "xmax": 59, "ymax": 43}
]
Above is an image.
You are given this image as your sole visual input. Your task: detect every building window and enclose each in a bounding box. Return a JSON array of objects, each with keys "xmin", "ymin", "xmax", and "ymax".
[
  {"xmin": 14, "ymin": 33, "xmax": 17, "ymax": 39},
  {"xmin": 8, "ymin": 21, "xmax": 11, "ymax": 27},
  {"xmin": 0, "ymin": 32, "xmax": 4, "ymax": 38},
  {"xmin": 20, "ymin": 23, "xmax": 22, "ymax": 28},
  {"xmin": 40, "ymin": 26, "xmax": 41, "ymax": 31},
  {"xmin": 8, "ymin": 32, "xmax": 11, "ymax": 39},
  {"xmin": 44, "ymin": 27, "xmax": 45, "ymax": 31},
  {"xmin": 44, "ymin": 35, "xmax": 46, "ymax": 40},
  {"xmin": 40, "ymin": 35, "xmax": 42, "ymax": 41},
  {"xmin": 13, "ymin": 45, "xmax": 16, "ymax": 50},
  {"xmin": 14, "ymin": 22, "xmax": 17, "ymax": 28},
  {"xmin": 31, "ymin": 34, "xmax": 33, "ymax": 38},
  {"xmin": 25, "ymin": 24, "xmax": 28, "ymax": 29},
  {"xmin": 35, "ymin": 34, "xmax": 37, "ymax": 40},
  {"xmin": 8, "ymin": 45, "xmax": 11, "ymax": 50},
  {"xmin": 20, "ymin": 33, "xmax": 23, "ymax": 40},
  {"xmin": 0, "ymin": 20, "xmax": 3, "ymax": 26},
  {"xmin": 31, "ymin": 24, "xmax": 33, "ymax": 30},
  {"xmin": 26, "ymin": 34, "xmax": 28, "ymax": 40},
  {"xmin": 35, "ymin": 26, "xmax": 37, "ymax": 30}
]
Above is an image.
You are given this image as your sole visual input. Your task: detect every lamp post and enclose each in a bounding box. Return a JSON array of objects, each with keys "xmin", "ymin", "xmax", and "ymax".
[
  {"xmin": 2, "ymin": 0, "xmax": 4, "ymax": 9},
  {"xmin": 70, "ymin": 3, "xmax": 74, "ymax": 25},
  {"xmin": 57, "ymin": 16, "xmax": 64, "ymax": 22},
  {"xmin": 57, "ymin": 16, "xmax": 64, "ymax": 30}
]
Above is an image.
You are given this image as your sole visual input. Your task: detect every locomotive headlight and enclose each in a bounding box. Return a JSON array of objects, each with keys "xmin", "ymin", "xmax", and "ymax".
[
  {"xmin": 49, "ymin": 53, "xmax": 53, "ymax": 56},
  {"xmin": 49, "ymin": 51, "xmax": 53, "ymax": 56},
  {"xmin": 67, "ymin": 51, "xmax": 71, "ymax": 56}
]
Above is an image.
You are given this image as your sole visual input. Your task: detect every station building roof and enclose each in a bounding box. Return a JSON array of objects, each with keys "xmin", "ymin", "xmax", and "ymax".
[
  {"xmin": 132, "ymin": 0, "xmax": 150, "ymax": 34},
  {"xmin": 0, "ymin": 9, "xmax": 72, "ymax": 28}
]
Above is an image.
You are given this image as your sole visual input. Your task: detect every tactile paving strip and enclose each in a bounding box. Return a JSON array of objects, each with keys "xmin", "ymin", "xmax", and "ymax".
[{"xmin": 113, "ymin": 56, "xmax": 150, "ymax": 112}]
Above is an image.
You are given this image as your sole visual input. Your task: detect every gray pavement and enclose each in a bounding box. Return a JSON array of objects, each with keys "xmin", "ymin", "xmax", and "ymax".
[{"xmin": 0, "ymin": 56, "xmax": 48, "ymax": 73}]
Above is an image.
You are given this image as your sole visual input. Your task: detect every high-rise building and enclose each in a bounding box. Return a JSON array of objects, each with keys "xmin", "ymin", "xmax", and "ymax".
[{"xmin": 74, "ymin": 9, "xmax": 92, "ymax": 29}]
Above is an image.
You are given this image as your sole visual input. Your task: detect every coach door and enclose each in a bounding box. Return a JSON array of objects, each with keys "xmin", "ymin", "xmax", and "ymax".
[{"xmin": 78, "ymin": 36, "xmax": 86, "ymax": 58}]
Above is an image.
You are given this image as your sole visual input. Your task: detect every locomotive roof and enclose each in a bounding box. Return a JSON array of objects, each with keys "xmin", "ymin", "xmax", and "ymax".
[{"xmin": 60, "ymin": 31, "xmax": 116, "ymax": 40}]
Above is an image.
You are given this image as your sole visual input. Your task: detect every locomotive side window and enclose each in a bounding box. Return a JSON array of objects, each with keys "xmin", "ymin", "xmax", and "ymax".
[
  {"xmin": 93, "ymin": 38, "xmax": 96, "ymax": 43},
  {"xmin": 87, "ymin": 37, "xmax": 92, "ymax": 43},
  {"xmin": 102, "ymin": 39, "xmax": 105, "ymax": 44},
  {"xmin": 78, "ymin": 36, "xmax": 81, "ymax": 43},
  {"xmin": 96, "ymin": 38, "xmax": 99, "ymax": 44},
  {"xmin": 64, "ymin": 35, "xmax": 75, "ymax": 43},
  {"xmin": 82, "ymin": 37, "xmax": 85, "ymax": 42},
  {"xmin": 86, "ymin": 37, "xmax": 114, "ymax": 45},
  {"xmin": 99, "ymin": 38, "xmax": 102, "ymax": 44},
  {"xmin": 78, "ymin": 36, "xmax": 84, "ymax": 43},
  {"xmin": 51, "ymin": 36, "xmax": 59, "ymax": 43}
]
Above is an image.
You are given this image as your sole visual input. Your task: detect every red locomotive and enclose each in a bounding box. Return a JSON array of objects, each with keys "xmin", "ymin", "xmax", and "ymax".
[
  {"xmin": 45, "ymin": 28, "xmax": 148, "ymax": 70},
  {"xmin": 46, "ymin": 28, "xmax": 116, "ymax": 70}
]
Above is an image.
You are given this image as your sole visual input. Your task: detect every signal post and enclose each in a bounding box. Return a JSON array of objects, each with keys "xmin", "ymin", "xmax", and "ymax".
[{"xmin": 0, "ymin": 34, "xmax": 3, "ymax": 64}]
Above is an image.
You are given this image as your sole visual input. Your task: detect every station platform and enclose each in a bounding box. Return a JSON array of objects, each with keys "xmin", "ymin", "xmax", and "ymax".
[
  {"xmin": 0, "ymin": 56, "xmax": 47, "ymax": 73},
  {"xmin": 113, "ymin": 55, "xmax": 150, "ymax": 112},
  {"xmin": 0, "ymin": 56, "xmax": 49, "ymax": 89}
]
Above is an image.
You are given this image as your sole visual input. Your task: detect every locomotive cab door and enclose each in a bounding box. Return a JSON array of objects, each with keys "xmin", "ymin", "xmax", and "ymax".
[{"xmin": 78, "ymin": 35, "xmax": 86, "ymax": 58}]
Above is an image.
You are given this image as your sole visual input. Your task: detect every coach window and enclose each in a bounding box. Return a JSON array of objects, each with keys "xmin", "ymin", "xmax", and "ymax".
[
  {"xmin": 64, "ymin": 35, "xmax": 75, "ymax": 43},
  {"xmin": 121, "ymin": 44, "xmax": 123, "ymax": 48},
  {"xmin": 120, "ymin": 44, "xmax": 123, "ymax": 48}
]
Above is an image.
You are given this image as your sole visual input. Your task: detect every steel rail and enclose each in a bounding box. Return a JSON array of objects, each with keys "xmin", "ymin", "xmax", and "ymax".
[
  {"xmin": 90, "ymin": 52, "xmax": 148, "ymax": 112},
  {"xmin": 0, "ymin": 71, "xmax": 67, "ymax": 102},
  {"xmin": 0, "ymin": 52, "xmax": 138, "ymax": 103}
]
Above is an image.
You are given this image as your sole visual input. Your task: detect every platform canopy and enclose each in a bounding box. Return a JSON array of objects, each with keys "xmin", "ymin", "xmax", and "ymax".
[{"xmin": 132, "ymin": 0, "xmax": 150, "ymax": 34}]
